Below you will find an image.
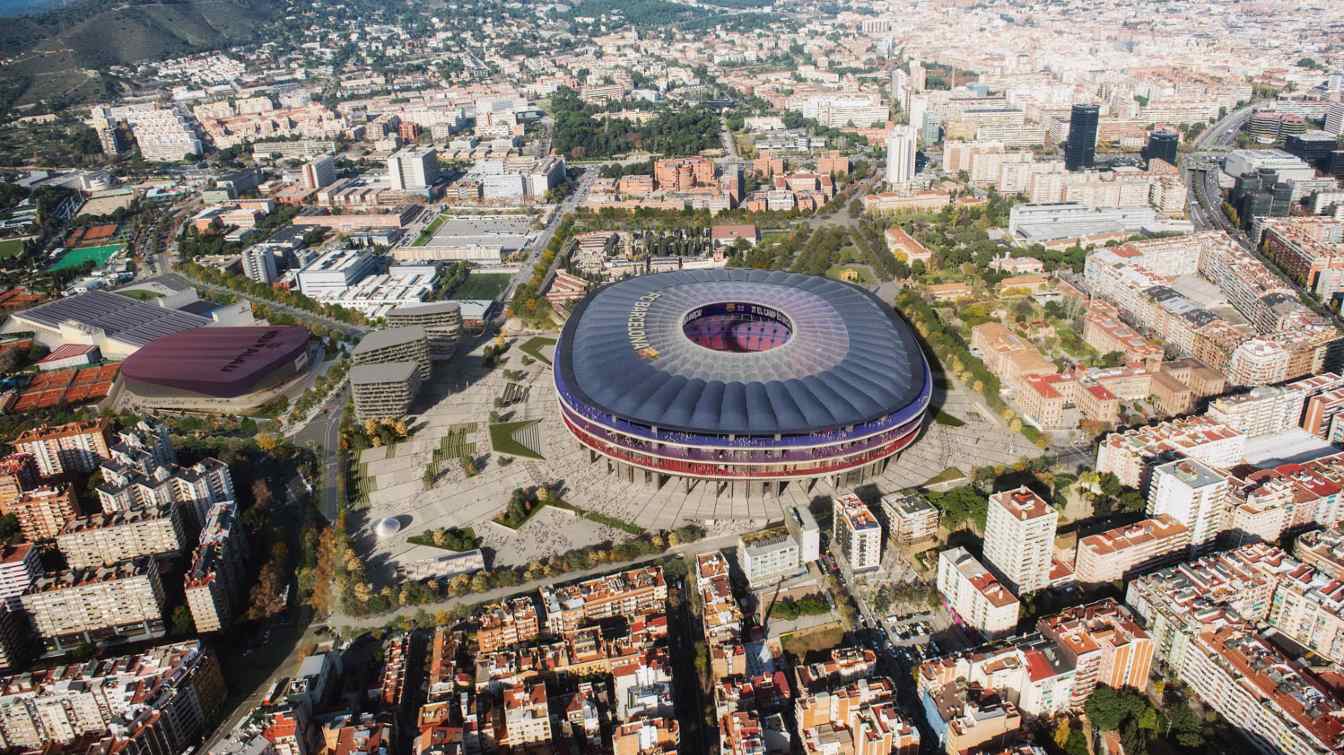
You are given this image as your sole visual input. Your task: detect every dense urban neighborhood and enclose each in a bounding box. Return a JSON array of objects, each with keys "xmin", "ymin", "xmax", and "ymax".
[{"xmin": 0, "ymin": 0, "xmax": 1341, "ymax": 754}]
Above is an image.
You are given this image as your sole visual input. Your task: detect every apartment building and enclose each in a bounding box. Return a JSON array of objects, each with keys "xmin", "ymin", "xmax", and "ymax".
[
  {"xmin": 1290, "ymin": 372, "xmax": 1344, "ymax": 437},
  {"xmin": 386, "ymin": 302, "xmax": 463, "ymax": 360},
  {"xmin": 1074, "ymin": 514, "xmax": 1190, "ymax": 584},
  {"xmin": 20, "ymin": 556, "xmax": 168, "ymax": 654},
  {"xmin": 1095, "ymin": 415, "xmax": 1245, "ymax": 491},
  {"xmin": 0, "ymin": 484, "xmax": 79, "ymax": 542},
  {"xmin": 1178, "ymin": 625, "xmax": 1344, "ymax": 755},
  {"xmin": 15, "ymin": 418, "xmax": 112, "ymax": 476},
  {"xmin": 832, "ymin": 494, "xmax": 882, "ymax": 574},
  {"xmin": 1296, "ymin": 523, "xmax": 1344, "ymax": 579},
  {"xmin": 1206, "ymin": 383, "xmax": 1309, "ymax": 438},
  {"xmin": 0, "ymin": 544, "xmax": 39, "ymax": 610},
  {"xmin": 1123, "ymin": 543, "xmax": 1294, "ymax": 668},
  {"xmin": 539, "ymin": 565, "xmax": 667, "ymax": 636},
  {"xmin": 794, "ymin": 674, "xmax": 920, "ymax": 755},
  {"xmin": 127, "ymin": 107, "xmax": 203, "ymax": 162},
  {"xmin": 496, "ymin": 680, "xmax": 551, "ymax": 748},
  {"xmin": 1082, "ymin": 301, "xmax": 1163, "ymax": 371},
  {"xmin": 879, "ymin": 492, "xmax": 940, "ymax": 545},
  {"xmin": 1036, "ymin": 599, "xmax": 1154, "ymax": 708},
  {"xmin": 983, "ymin": 487, "xmax": 1058, "ymax": 594},
  {"xmin": 351, "ymin": 362, "xmax": 424, "ymax": 420},
  {"xmin": 1259, "ymin": 216, "xmax": 1344, "ymax": 300},
  {"xmin": 936, "ymin": 547, "xmax": 1020, "ymax": 638},
  {"xmin": 56, "ymin": 502, "xmax": 187, "ymax": 569},
  {"xmin": 0, "ymin": 640, "xmax": 225, "ymax": 750},
  {"xmin": 0, "ymin": 454, "xmax": 36, "ymax": 506},
  {"xmin": 476, "ymin": 596, "xmax": 540, "ymax": 654},
  {"xmin": 695, "ymin": 552, "xmax": 746, "ymax": 680},
  {"xmin": 185, "ymin": 502, "xmax": 250, "ymax": 633},
  {"xmin": 1146, "ymin": 459, "xmax": 1230, "ymax": 549},
  {"xmin": 97, "ymin": 456, "xmax": 235, "ymax": 528},
  {"xmin": 353, "ymin": 326, "xmax": 431, "ymax": 377},
  {"xmin": 738, "ymin": 529, "xmax": 802, "ymax": 589},
  {"xmin": 613, "ymin": 717, "xmax": 679, "ymax": 755}
]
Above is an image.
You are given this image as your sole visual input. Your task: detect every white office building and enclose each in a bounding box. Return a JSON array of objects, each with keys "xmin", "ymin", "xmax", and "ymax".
[
  {"xmin": 241, "ymin": 246, "xmax": 278, "ymax": 284},
  {"xmin": 296, "ymin": 247, "xmax": 379, "ymax": 296},
  {"xmin": 885, "ymin": 125, "xmax": 917, "ymax": 189},
  {"xmin": 388, "ymin": 147, "xmax": 440, "ymax": 192},
  {"xmin": 302, "ymin": 156, "xmax": 337, "ymax": 191}
]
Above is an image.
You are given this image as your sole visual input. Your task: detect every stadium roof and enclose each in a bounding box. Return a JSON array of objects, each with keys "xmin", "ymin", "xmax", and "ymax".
[
  {"xmin": 14, "ymin": 290, "xmax": 209, "ymax": 348},
  {"xmin": 121, "ymin": 326, "xmax": 310, "ymax": 397},
  {"xmin": 556, "ymin": 269, "xmax": 929, "ymax": 435}
]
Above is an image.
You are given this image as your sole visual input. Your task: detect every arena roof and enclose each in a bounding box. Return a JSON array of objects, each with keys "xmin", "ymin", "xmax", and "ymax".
[
  {"xmin": 14, "ymin": 290, "xmax": 210, "ymax": 348},
  {"xmin": 121, "ymin": 326, "xmax": 310, "ymax": 397},
  {"xmin": 556, "ymin": 269, "xmax": 929, "ymax": 435}
]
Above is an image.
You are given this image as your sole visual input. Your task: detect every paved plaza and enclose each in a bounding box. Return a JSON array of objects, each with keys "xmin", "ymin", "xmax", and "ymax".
[{"xmin": 354, "ymin": 335, "xmax": 1043, "ymax": 576}]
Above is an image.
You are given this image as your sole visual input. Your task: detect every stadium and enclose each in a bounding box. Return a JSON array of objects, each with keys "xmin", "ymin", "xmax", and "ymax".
[
  {"xmin": 554, "ymin": 269, "xmax": 931, "ymax": 496},
  {"xmin": 120, "ymin": 326, "xmax": 315, "ymax": 413}
]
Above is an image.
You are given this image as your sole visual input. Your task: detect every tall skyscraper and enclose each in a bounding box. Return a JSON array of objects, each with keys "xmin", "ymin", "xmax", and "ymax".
[
  {"xmin": 908, "ymin": 94, "xmax": 928, "ymax": 139},
  {"xmin": 891, "ymin": 69, "xmax": 910, "ymax": 114},
  {"xmin": 885, "ymin": 124, "xmax": 917, "ymax": 188},
  {"xmin": 908, "ymin": 58, "xmax": 926, "ymax": 92},
  {"xmin": 1065, "ymin": 104, "xmax": 1099, "ymax": 171},
  {"xmin": 1325, "ymin": 101, "xmax": 1344, "ymax": 137},
  {"xmin": 1144, "ymin": 129, "xmax": 1179, "ymax": 167}
]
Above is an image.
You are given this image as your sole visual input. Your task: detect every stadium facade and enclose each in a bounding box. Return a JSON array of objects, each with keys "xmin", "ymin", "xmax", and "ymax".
[{"xmin": 554, "ymin": 270, "xmax": 931, "ymax": 497}]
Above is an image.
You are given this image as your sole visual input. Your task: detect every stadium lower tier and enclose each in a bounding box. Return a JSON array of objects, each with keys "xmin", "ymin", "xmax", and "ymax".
[{"xmin": 559, "ymin": 403, "xmax": 924, "ymax": 481}]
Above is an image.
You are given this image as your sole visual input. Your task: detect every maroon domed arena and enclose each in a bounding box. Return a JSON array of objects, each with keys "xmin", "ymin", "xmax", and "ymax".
[
  {"xmin": 554, "ymin": 269, "xmax": 932, "ymax": 497},
  {"xmin": 120, "ymin": 326, "xmax": 316, "ymax": 414}
]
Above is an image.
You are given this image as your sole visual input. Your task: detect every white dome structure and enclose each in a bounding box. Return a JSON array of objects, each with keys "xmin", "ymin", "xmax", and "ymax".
[{"xmin": 374, "ymin": 517, "xmax": 402, "ymax": 539}]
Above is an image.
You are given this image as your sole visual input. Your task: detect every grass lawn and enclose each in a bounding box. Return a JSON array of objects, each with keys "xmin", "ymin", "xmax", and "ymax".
[
  {"xmin": 119, "ymin": 289, "xmax": 164, "ymax": 301},
  {"xmin": 48, "ymin": 243, "xmax": 123, "ymax": 272},
  {"xmin": 933, "ymin": 409, "xmax": 965, "ymax": 427},
  {"xmin": 922, "ymin": 466, "xmax": 967, "ymax": 487},
  {"xmin": 413, "ymin": 213, "xmax": 448, "ymax": 246},
  {"xmin": 453, "ymin": 272, "xmax": 511, "ymax": 300},
  {"xmin": 780, "ymin": 625, "xmax": 846, "ymax": 659},
  {"xmin": 519, "ymin": 336, "xmax": 557, "ymax": 366},
  {"xmin": 0, "ymin": 239, "xmax": 25, "ymax": 258},
  {"xmin": 489, "ymin": 420, "xmax": 544, "ymax": 459},
  {"xmin": 826, "ymin": 264, "xmax": 875, "ymax": 284}
]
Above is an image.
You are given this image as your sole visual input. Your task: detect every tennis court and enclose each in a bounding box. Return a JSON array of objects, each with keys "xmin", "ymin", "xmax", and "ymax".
[{"xmin": 47, "ymin": 243, "xmax": 124, "ymax": 272}]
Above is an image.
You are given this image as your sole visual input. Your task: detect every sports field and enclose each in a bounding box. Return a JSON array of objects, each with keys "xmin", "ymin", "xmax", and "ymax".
[
  {"xmin": 0, "ymin": 239, "xmax": 24, "ymax": 258},
  {"xmin": 48, "ymin": 243, "xmax": 124, "ymax": 272}
]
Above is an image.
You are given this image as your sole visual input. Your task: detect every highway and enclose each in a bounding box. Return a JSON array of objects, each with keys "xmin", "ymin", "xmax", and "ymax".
[
  {"xmin": 496, "ymin": 168, "xmax": 600, "ymax": 322},
  {"xmin": 1183, "ymin": 104, "xmax": 1254, "ymax": 246}
]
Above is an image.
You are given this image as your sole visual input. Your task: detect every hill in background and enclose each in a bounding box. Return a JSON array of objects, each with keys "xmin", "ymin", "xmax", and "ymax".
[{"xmin": 1, "ymin": 0, "xmax": 284, "ymax": 112}]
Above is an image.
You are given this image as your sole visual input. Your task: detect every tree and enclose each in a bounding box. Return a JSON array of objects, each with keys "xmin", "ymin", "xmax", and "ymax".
[
  {"xmin": 255, "ymin": 432, "xmax": 281, "ymax": 452},
  {"xmin": 0, "ymin": 514, "xmax": 21, "ymax": 545},
  {"xmin": 171, "ymin": 605, "xmax": 195, "ymax": 635}
]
